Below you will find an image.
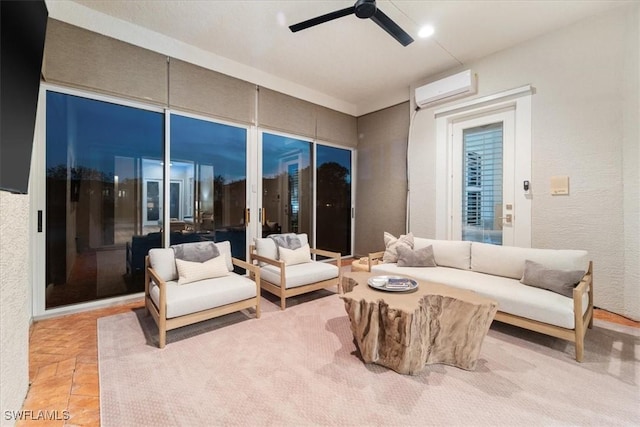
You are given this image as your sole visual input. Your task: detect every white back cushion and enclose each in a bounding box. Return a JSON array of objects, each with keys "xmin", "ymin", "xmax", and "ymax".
[
  {"xmin": 213, "ymin": 240, "xmax": 234, "ymax": 272},
  {"xmin": 297, "ymin": 233, "xmax": 309, "ymax": 247},
  {"xmin": 254, "ymin": 233, "xmax": 309, "ymax": 265},
  {"xmin": 148, "ymin": 248, "xmax": 178, "ymax": 282},
  {"xmin": 254, "ymin": 237, "xmax": 277, "ymax": 265},
  {"xmin": 149, "ymin": 241, "xmax": 233, "ymax": 282},
  {"xmin": 413, "ymin": 238, "xmax": 471, "ymax": 270},
  {"xmin": 471, "ymin": 242, "xmax": 589, "ymax": 279}
]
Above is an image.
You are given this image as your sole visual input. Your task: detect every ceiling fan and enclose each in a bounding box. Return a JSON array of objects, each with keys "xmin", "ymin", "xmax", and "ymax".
[{"xmin": 289, "ymin": 0, "xmax": 414, "ymax": 47}]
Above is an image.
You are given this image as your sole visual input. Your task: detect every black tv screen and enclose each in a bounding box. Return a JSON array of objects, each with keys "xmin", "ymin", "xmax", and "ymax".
[{"xmin": 0, "ymin": 0, "xmax": 48, "ymax": 194}]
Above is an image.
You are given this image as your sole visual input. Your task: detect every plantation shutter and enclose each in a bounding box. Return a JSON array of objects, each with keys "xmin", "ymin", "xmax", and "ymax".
[{"xmin": 462, "ymin": 123, "xmax": 503, "ymax": 236}]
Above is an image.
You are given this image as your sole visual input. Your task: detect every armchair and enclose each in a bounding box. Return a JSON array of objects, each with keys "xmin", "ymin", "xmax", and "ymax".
[
  {"xmin": 250, "ymin": 233, "xmax": 341, "ymax": 310},
  {"xmin": 145, "ymin": 240, "xmax": 260, "ymax": 348}
]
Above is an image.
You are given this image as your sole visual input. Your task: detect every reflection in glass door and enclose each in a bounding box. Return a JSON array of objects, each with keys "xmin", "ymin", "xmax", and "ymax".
[
  {"xmin": 45, "ymin": 91, "xmax": 164, "ymax": 309},
  {"xmin": 143, "ymin": 179, "xmax": 161, "ymax": 225},
  {"xmin": 261, "ymin": 133, "xmax": 312, "ymax": 238},
  {"xmin": 260, "ymin": 132, "xmax": 353, "ymax": 257},
  {"xmin": 316, "ymin": 145, "xmax": 352, "ymax": 255},
  {"xmin": 170, "ymin": 114, "xmax": 248, "ymax": 264}
]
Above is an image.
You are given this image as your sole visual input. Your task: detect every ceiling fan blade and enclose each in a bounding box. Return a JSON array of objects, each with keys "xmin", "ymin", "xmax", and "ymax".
[
  {"xmin": 370, "ymin": 9, "xmax": 414, "ymax": 46},
  {"xmin": 289, "ymin": 6, "xmax": 355, "ymax": 33}
]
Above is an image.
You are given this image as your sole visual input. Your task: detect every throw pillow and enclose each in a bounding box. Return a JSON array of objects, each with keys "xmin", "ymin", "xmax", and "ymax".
[
  {"xmin": 175, "ymin": 255, "xmax": 229, "ymax": 285},
  {"xmin": 382, "ymin": 232, "xmax": 414, "ymax": 263},
  {"xmin": 397, "ymin": 245, "xmax": 437, "ymax": 268},
  {"xmin": 269, "ymin": 233, "xmax": 302, "ymax": 249},
  {"xmin": 172, "ymin": 241, "xmax": 219, "ymax": 263},
  {"xmin": 520, "ymin": 259, "xmax": 585, "ymax": 298},
  {"xmin": 279, "ymin": 244, "xmax": 312, "ymax": 266}
]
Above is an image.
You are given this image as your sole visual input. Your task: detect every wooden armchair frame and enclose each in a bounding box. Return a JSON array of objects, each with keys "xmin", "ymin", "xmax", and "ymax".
[
  {"xmin": 249, "ymin": 245, "xmax": 342, "ymax": 310},
  {"xmin": 144, "ymin": 256, "xmax": 261, "ymax": 348}
]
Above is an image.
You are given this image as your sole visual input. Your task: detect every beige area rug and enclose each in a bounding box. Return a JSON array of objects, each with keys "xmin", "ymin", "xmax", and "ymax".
[{"xmin": 98, "ymin": 292, "xmax": 640, "ymax": 426}]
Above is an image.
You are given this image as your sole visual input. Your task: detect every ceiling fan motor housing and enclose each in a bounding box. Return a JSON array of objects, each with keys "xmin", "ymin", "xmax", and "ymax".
[{"xmin": 355, "ymin": 0, "xmax": 377, "ymax": 19}]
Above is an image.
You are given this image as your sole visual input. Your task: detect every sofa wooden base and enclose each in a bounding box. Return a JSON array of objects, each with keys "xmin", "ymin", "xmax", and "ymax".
[{"xmin": 494, "ymin": 263, "xmax": 593, "ymax": 362}]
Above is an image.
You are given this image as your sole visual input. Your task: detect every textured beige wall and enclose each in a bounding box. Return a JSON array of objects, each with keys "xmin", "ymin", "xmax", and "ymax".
[
  {"xmin": 355, "ymin": 102, "xmax": 410, "ymax": 257},
  {"xmin": 408, "ymin": 4, "xmax": 639, "ymax": 320},
  {"xmin": 622, "ymin": 5, "xmax": 640, "ymax": 321},
  {"xmin": 0, "ymin": 191, "xmax": 30, "ymax": 424}
]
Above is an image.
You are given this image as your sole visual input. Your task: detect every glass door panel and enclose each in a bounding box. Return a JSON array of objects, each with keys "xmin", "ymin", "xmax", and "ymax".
[
  {"xmin": 461, "ymin": 123, "xmax": 503, "ymax": 244},
  {"xmin": 452, "ymin": 109, "xmax": 515, "ymax": 245},
  {"xmin": 45, "ymin": 91, "xmax": 164, "ymax": 309},
  {"xmin": 316, "ymin": 145, "xmax": 352, "ymax": 255},
  {"xmin": 170, "ymin": 114, "xmax": 248, "ymax": 264},
  {"xmin": 261, "ymin": 133, "xmax": 312, "ymax": 238}
]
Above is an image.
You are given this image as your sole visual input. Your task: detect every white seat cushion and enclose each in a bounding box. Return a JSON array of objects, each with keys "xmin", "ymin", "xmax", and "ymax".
[
  {"xmin": 260, "ymin": 261, "xmax": 339, "ymax": 289},
  {"xmin": 371, "ymin": 263, "xmax": 588, "ymax": 329},
  {"xmin": 149, "ymin": 273, "xmax": 256, "ymax": 319}
]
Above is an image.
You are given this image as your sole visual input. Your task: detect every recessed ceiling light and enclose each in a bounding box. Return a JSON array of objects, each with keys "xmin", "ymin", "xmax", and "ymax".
[{"xmin": 418, "ymin": 25, "xmax": 435, "ymax": 39}]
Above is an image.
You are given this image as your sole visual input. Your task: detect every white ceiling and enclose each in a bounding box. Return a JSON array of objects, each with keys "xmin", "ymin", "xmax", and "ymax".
[{"xmin": 55, "ymin": 0, "xmax": 629, "ymax": 116}]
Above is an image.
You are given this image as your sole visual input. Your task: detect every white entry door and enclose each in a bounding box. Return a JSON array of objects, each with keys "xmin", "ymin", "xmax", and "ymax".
[{"xmin": 451, "ymin": 109, "xmax": 516, "ymax": 245}]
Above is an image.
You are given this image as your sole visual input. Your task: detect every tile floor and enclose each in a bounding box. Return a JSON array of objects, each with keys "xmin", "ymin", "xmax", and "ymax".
[
  {"xmin": 15, "ymin": 296, "xmax": 639, "ymax": 427},
  {"xmin": 16, "ymin": 301, "xmax": 143, "ymax": 427}
]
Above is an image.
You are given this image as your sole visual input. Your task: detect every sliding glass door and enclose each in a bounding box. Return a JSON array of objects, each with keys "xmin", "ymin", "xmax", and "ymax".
[
  {"xmin": 316, "ymin": 145, "xmax": 352, "ymax": 255},
  {"xmin": 42, "ymin": 90, "xmax": 250, "ymax": 311},
  {"xmin": 261, "ymin": 133, "xmax": 312, "ymax": 238},
  {"xmin": 260, "ymin": 131, "xmax": 354, "ymax": 256},
  {"xmin": 45, "ymin": 91, "xmax": 164, "ymax": 308},
  {"xmin": 170, "ymin": 114, "xmax": 248, "ymax": 263},
  {"xmin": 40, "ymin": 88, "xmax": 353, "ymax": 313}
]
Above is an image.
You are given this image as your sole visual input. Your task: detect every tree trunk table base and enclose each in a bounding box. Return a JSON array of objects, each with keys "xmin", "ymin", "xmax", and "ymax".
[{"xmin": 340, "ymin": 272, "xmax": 498, "ymax": 375}]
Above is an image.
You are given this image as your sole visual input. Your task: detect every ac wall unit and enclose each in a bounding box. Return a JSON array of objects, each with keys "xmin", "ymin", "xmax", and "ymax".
[{"xmin": 415, "ymin": 70, "xmax": 477, "ymax": 109}]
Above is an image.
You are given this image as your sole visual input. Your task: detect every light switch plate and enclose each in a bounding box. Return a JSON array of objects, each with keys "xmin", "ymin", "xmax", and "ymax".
[{"xmin": 550, "ymin": 175, "xmax": 569, "ymax": 195}]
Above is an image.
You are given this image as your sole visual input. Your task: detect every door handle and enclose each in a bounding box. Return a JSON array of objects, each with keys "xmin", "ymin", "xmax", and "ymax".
[
  {"xmin": 261, "ymin": 208, "xmax": 266, "ymax": 224},
  {"xmin": 498, "ymin": 214, "xmax": 513, "ymax": 224},
  {"xmin": 245, "ymin": 208, "xmax": 250, "ymax": 227}
]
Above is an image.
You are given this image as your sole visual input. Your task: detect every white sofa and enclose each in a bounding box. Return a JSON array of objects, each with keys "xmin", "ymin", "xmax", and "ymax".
[
  {"xmin": 368, "ymin": 238, "xmax": 594, "ymax": 361},
  {"xmin": 145, "ymin": 241, "xmax": 260, "ymax": 348}
]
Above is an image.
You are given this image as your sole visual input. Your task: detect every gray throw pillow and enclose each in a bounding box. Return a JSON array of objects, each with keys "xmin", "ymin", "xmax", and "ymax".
[
  {"xmin": 520, "ymin": 259, "xmax": 585, "ymax": 298},
  {"xmin": 397, "ymin": 245, "xmax": 437, "ymax": 268},
  {"xmin": 171, "ymin": 241, "xmax": 219, "ymax": 263},
  {"xmin": 269, "ymin": 233, "xmax": 301, "ymax": 250}
]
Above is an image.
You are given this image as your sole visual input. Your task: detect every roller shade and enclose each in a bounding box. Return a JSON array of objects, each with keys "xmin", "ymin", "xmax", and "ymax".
[
  {"xmin": 42, "ymin": 19, "xmax": 167, "ymax": 105},
  {"xmin": 258, "ymin": 88, "xmax": 357, "ymax": 146},
  {"xmin": 316, "ymin": 106, "xmax": 357, "ymax": 148},
  {"xmin": 169, "ymin": 59, "xmax": 255, "ymax": 125},
  {"xmin": 258, "ymin": 88, "xmax": 316, "ymax": 138}
]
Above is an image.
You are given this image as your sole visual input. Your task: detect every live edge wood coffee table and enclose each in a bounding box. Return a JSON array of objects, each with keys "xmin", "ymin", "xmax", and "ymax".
[{"xmin": 340, "ymin": 272, "xmax": 498, "ymax": 375}]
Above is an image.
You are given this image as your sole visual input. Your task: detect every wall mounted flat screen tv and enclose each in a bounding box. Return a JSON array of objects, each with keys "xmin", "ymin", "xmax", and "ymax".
[{"xmin": 0, "ymin": 0, "xmax": 48, "ymax": 194}]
